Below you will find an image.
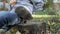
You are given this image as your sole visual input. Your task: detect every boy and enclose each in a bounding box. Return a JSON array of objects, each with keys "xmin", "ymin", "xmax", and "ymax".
[
  {"xmin": 9, "ymin": 0, "xmax": 44, "ymax": 22},
  {"xmin": 10, "ymin": 0, "xmax": 44, "ymax": 13}
]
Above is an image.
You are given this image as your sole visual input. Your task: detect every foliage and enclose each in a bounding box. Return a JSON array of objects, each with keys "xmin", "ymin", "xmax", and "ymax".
[{"xmin": 33, "ymin": 10, "xmax": 60, "ymax": 34}]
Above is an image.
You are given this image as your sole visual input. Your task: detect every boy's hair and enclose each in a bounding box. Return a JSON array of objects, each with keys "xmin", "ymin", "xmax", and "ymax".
[{"xmin": 15, "ymin": 6, "xmax": 33, "ymax": 20}]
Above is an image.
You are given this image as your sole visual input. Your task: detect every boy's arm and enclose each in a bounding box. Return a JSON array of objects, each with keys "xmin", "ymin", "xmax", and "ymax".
[{"xmin": 30, "ymin": 0, "xmax": 44, "ymax": 11}]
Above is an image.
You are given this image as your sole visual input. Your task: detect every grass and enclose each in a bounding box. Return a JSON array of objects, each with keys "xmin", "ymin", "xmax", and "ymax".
[
  {"xmin": 32, "ymin": 15, "xmax": 56, "ymax": 18},
  {"xmin": 16, "ymin": 31, "xmax": 21, "ymax": 34},
  {"xmin": 33, "ymin": 10, "xmax": 48, "ymax": 15},
  {"xmin": 4, "ymin": 10, "xmax": 60, "ymax": 34}
]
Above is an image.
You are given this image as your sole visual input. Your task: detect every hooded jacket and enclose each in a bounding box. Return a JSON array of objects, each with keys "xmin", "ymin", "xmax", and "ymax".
[{"xmin": 0, "ymin": 11, "xmax": 20, "ymax": 30}]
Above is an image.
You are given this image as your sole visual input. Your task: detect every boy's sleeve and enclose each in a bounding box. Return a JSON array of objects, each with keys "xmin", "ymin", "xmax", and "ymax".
[
  {"xmin": 0, "ymin": 11, "xmax": 21, "ymax": 26},
  {"xmin": 0, "ymin": 11, "xmax": 21, "ymax": 31},
  {"xmin": 32, "ymin": 0, "xmax": 44, "ymax": 11}
]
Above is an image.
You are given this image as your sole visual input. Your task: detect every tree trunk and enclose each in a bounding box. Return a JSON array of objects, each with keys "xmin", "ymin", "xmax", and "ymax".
[
  {"xmin": 53, "ymin": 0, "xmax": 60, "ymax": 10},
  {"xmin": 3, "ymin": 0, "xmax": 6, "ymax": 10}
]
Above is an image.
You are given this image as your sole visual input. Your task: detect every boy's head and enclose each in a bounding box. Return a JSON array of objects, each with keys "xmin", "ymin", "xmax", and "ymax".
[
  {"xmin": 10, "ymin": 0, "xmax": 16, "ymax": 6},
  {"xmin": 15, "ymin": 6, "xmax": 33, "ymax": 20}
]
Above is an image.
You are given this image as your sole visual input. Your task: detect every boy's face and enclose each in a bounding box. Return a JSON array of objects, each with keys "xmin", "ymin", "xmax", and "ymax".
[{"xmin": 10, "ymin": 0, "xmax": 16, "ymax": 6}]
